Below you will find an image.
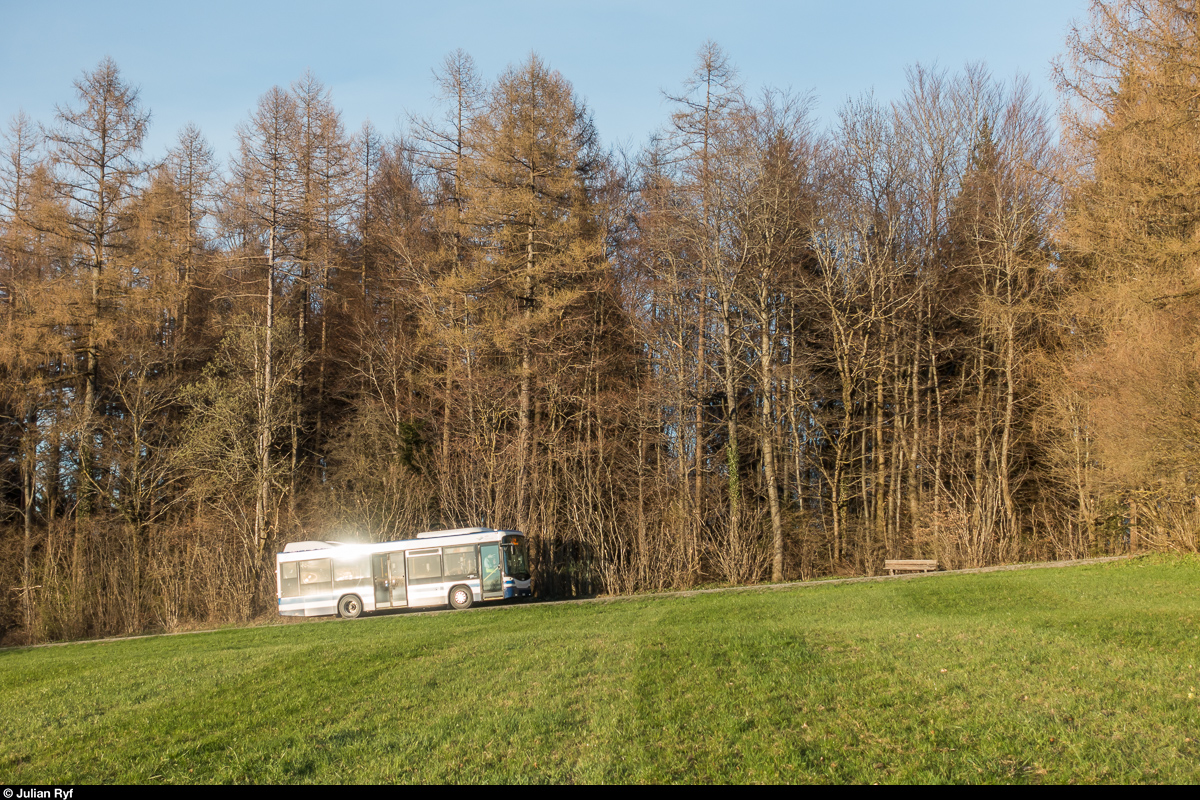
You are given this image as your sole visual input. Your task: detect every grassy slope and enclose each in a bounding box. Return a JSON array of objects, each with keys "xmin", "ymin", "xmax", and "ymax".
[{"xmin": 1, "ymin": 555, "xmax": 1197, "ymax": 784}]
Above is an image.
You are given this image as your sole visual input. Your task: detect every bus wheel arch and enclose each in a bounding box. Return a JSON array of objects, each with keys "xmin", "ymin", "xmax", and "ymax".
[
  {"xmin": 449, "ymin": 585, "xmax": 474, "ymax": 610},
  {"xmin": 338, "ymin": 594, "xmax": 363, "ymax": 619}
]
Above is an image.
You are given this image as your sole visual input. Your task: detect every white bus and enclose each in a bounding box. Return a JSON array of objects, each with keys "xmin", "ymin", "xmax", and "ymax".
[{"xmin": 275, "ymin": 527, "xmax": 532, "ymax": 619}]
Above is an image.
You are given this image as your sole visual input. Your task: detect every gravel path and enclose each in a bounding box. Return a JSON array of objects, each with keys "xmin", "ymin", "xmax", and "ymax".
[{"xmin": 5, "ymin": 554, "xmax": 1137, "ymax": 650}]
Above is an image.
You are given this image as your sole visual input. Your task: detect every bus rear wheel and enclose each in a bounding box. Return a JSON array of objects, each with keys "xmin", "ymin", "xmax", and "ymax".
[
  {"xmin": 338, "ymin": 594, "xmax": 363, "ymax": 619},
  {"xmin": 449, "ymin": 585, "xmax": 473, "ymax": 610}
]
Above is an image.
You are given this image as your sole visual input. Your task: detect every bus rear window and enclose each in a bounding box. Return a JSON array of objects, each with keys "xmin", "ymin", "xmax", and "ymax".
[{"xmin": 280, "ymin": 561, "xmax": 299, "ymax": 597}]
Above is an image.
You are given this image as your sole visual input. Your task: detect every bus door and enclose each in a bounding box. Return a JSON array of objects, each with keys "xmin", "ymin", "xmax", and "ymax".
[
  {"xmin": 372, "ymin": 554, "xmax": 390, "ymax": 608},
  {"xmin": 388, "ymin": 552, "xmax": 407, "ymax": 608},
  {"xmin": 479, "ymin": 543, "xmax": 504, "ymax": 600},
  {"xmin": 371, "ymin": 552, "xmax": 408, "ymax": 609}
]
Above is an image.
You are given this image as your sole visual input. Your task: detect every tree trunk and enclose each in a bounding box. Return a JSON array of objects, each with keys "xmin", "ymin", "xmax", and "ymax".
[{"xmin": 760, "ymin": 316, "xmax": 784, "ymax": 581}]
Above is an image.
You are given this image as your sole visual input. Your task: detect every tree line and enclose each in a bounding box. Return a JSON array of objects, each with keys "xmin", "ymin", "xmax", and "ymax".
[{"xmin": 3, "ymin": 0, "xmax": 1198, "ymax": 643}]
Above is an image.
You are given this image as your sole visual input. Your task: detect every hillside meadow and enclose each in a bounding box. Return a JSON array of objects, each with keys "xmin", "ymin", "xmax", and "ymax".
[{"xmin": 1, "ymin": 555, "xmax": 1197, "ymax": 784}]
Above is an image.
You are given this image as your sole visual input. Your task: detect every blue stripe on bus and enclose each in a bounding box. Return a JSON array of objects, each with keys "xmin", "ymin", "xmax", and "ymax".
[{"xmin": 278, "ymin": 595, "xmax": 334, "ymax": 606}]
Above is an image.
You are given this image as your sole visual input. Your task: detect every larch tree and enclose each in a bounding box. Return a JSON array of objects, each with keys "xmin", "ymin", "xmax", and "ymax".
[
  {"xmin": 465, "ymin": 54, "xmax": 604, "ymax": 538},
  {"xmin": 45, "ymin": 58, "xmax": 149, "ymax": 521},
  {"xmin": 1057, "ymin": 0, "xmax": 1200, "ymax": 551},
  {"xmin": 162, "ymin": 123, "xmax": 216, "ymax": 359},
  {"xmin": 353, "ymin": 120, "xmax": 383, "ymax": 308},
  {"xmin": 409, "ymin": 50, "xmax": 487, "ymax": 493},
  {"xmin": 0, "ymin": 110, "xmax": 50, "ymax": 636}
]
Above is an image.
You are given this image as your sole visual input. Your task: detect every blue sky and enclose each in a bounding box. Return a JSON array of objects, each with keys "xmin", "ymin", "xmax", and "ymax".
[{"xmin": 3, "ymin": 1, "xmax": 1085, "ymax": 160}]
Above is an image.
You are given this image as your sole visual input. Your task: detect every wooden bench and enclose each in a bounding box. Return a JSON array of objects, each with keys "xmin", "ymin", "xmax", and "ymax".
[{"xmin": 885, "ymin": 559, "xmax": 939, "ymax": 575}]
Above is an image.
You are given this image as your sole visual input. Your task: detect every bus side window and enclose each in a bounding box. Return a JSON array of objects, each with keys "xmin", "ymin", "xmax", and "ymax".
[
  {"xmin": 406, "ymin": 550, "xmax": 443, "ymax": 585},
  {"xmin": 443, "ymin": 545, "xmax": 478, "ymax": 580},
  {"xmin": 299, "ymin": 559, "xmax": 332, "ymax": 596},
  {"xmin": 334, "ymin": 555, "xmax": 369, "ymax": 585}
]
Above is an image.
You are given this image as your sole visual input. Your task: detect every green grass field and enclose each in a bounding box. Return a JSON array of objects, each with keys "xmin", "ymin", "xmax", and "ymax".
[{"xmin": 2, "ymin": 555, "xmax": 1198, "ymax": 784}]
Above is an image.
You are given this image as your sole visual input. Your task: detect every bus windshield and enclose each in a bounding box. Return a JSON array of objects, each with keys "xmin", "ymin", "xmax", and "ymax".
[{"xmin": 503, "ymin": 540, "xmax": 530, "ymax": 580}]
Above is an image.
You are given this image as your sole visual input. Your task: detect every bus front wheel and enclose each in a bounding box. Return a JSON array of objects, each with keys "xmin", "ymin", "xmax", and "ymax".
[
  {"xmin": 449, "ymin": 585, "xmax": 474, "ymax": 610},
  {"xmin": 338, "ymin": 594, "xmax": 363, "ymax": 619}
]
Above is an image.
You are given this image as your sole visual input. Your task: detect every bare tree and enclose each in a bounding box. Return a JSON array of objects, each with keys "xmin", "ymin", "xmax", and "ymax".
[
  {"xmin": 229, "ymin": 85, "xmax": 299, "ymax": 588},
  {"xmin": 730, "ymin": 90, "xmax": 818, "ymax": 580},
  {"xmin": 663, "ymin": 42, "xmax": 744, "ymax": 576}
]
